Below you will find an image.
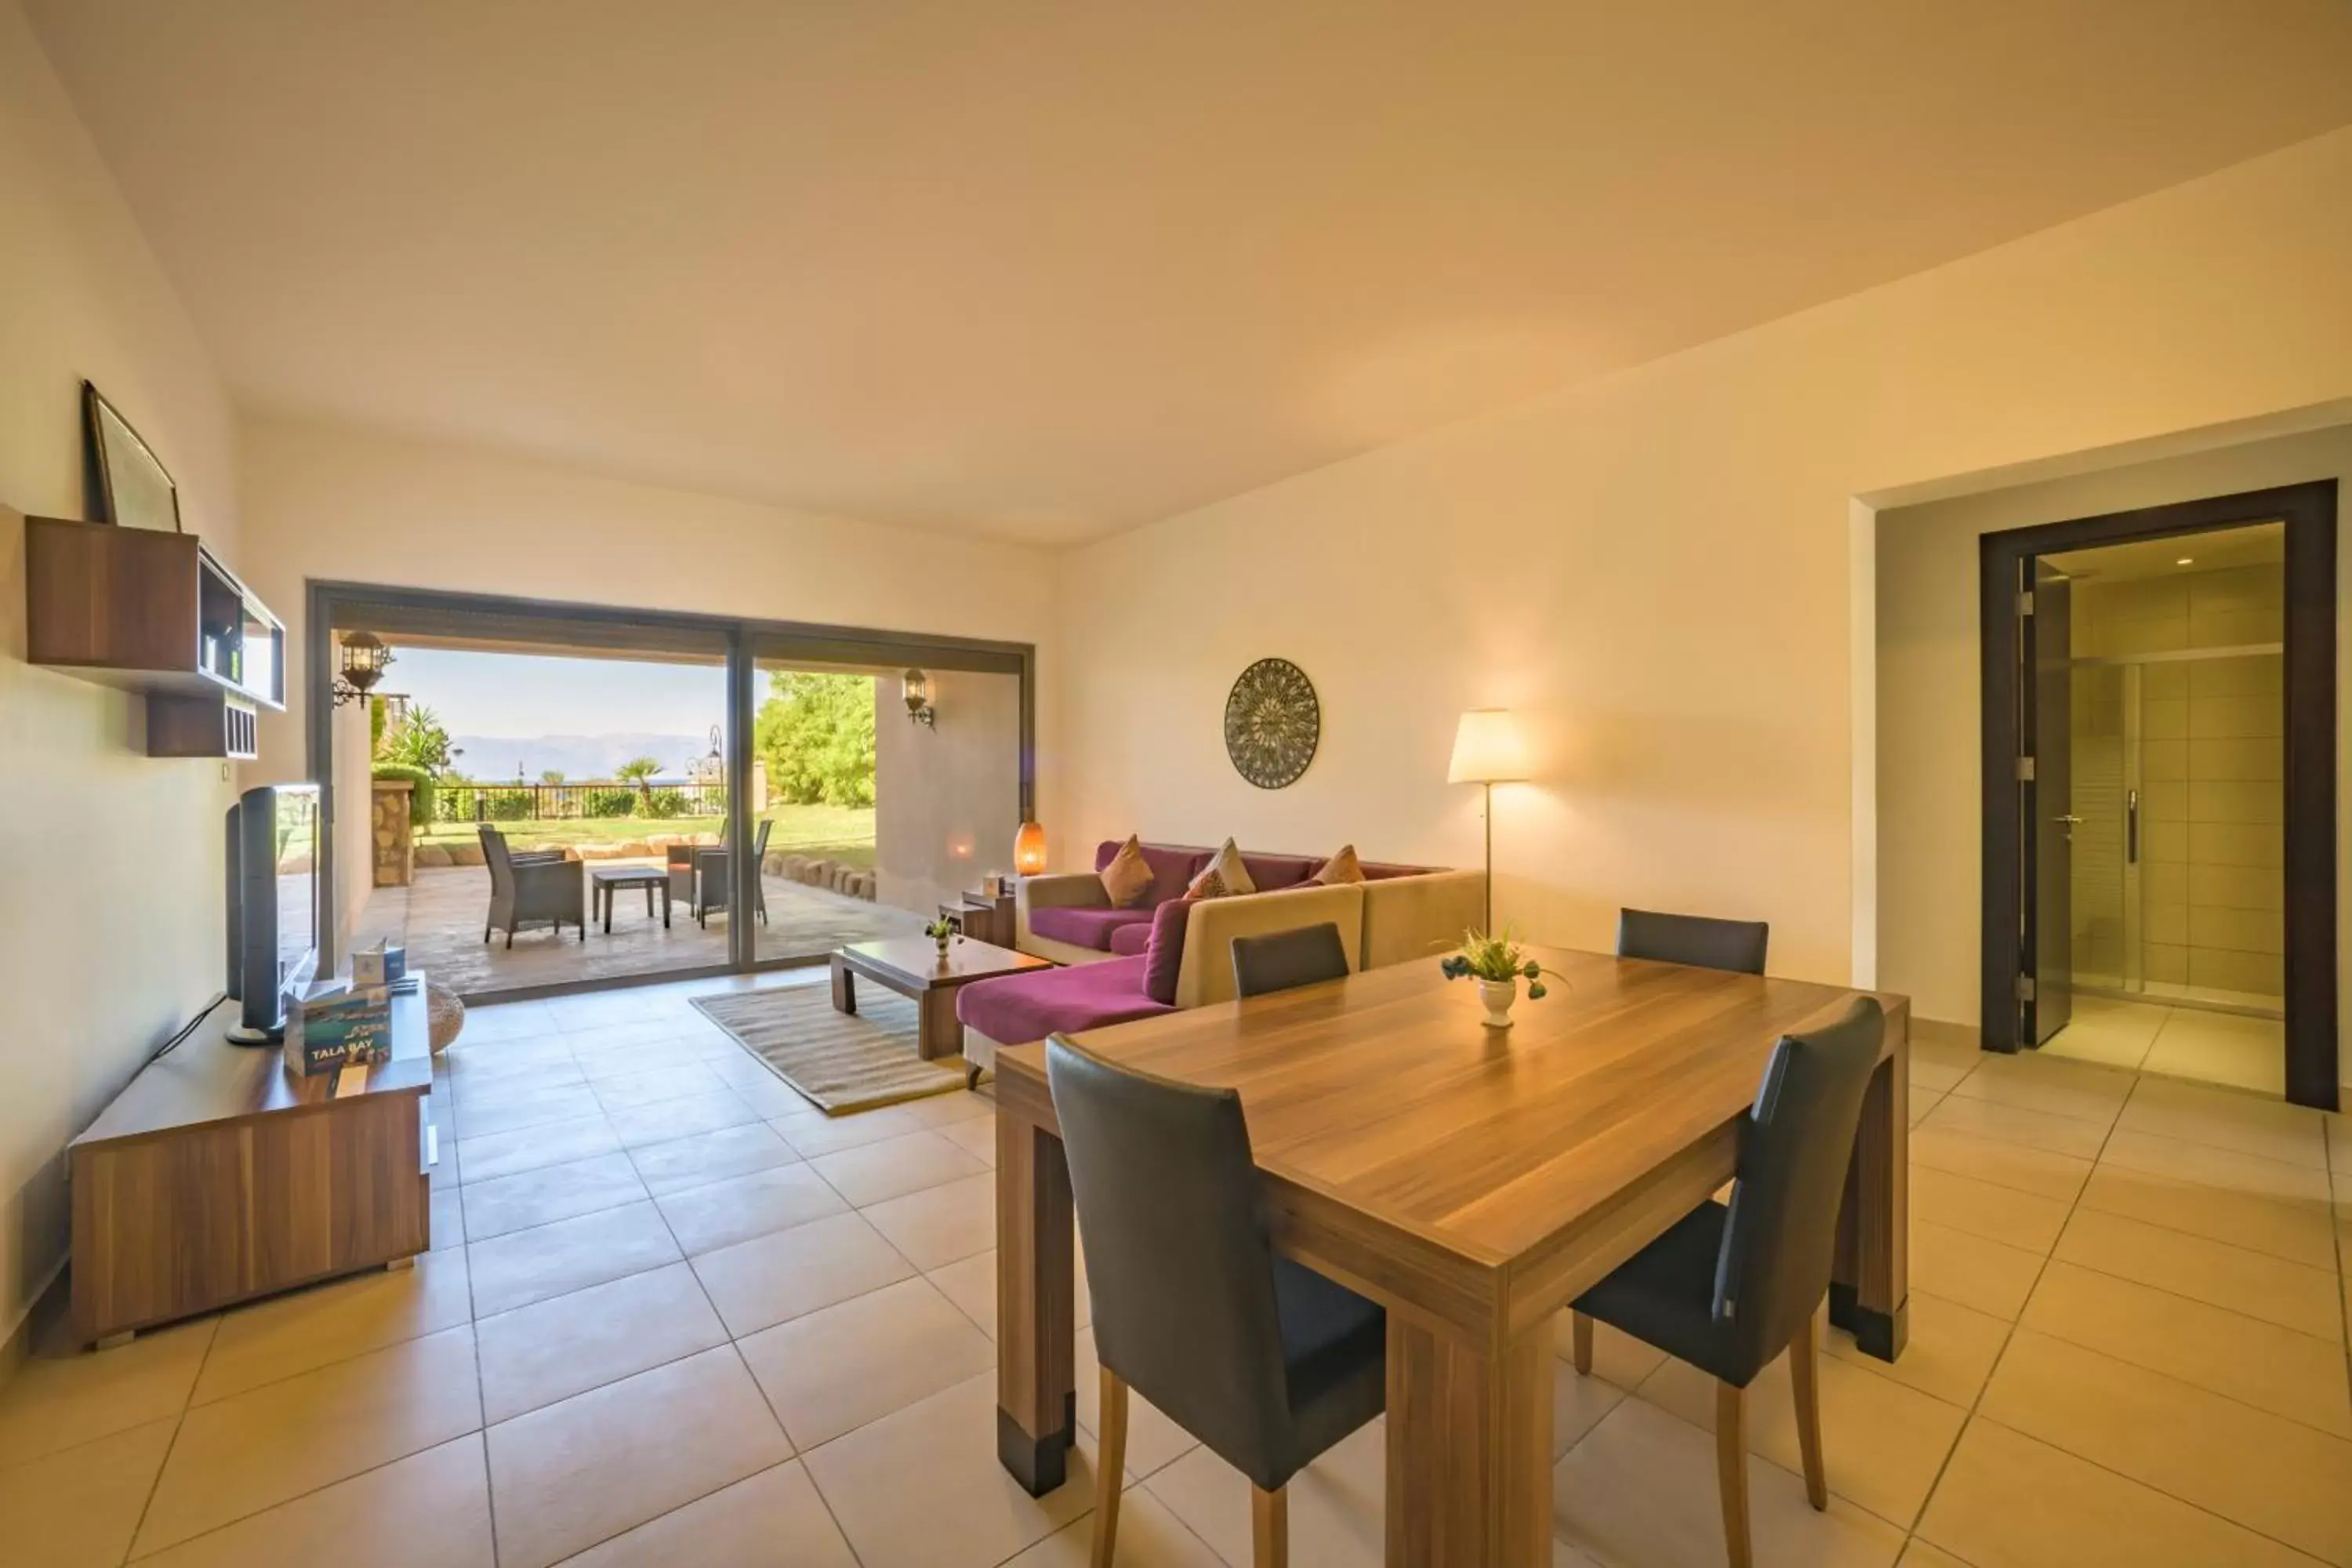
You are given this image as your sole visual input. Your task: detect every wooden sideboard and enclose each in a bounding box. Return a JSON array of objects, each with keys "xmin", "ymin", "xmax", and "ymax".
[{"xmin": 69, "ymin": 982, "xmax": 435, "ymax": 1347}]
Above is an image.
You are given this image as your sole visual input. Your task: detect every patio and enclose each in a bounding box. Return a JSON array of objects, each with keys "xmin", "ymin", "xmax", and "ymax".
[{"xmin": 356, "ymin": 862, "xmax": 927, "ymax": 996}]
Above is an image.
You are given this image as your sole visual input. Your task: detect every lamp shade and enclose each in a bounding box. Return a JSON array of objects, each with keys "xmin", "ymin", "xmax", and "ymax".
[
  {"xmin": 1013, "ymin": 819, "xmax": 1049, "ymax": 875},
  {"xmin": 1447, "ymin": 709, "xmax": 1527, "ymax": 783}
]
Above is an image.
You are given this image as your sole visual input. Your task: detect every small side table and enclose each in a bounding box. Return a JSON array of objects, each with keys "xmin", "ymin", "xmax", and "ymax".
[
  {"xmin": 946, "ymin": 888, "xmax": 1018, "ymax": 949},
  {"xmin": 590, "ymin": 866, "xmax": 672, "ymax": 932}
]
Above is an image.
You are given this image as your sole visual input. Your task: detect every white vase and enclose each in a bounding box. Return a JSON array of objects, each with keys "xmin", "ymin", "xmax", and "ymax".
[{"xmin": 1477, "ymin": 978, "xmax": 1519, "ymax": 1029}]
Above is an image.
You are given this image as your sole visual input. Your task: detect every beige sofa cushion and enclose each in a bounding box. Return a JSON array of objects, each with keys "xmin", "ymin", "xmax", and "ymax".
[
  {"xmin": 1189, "ymin": 838, "xmax": 1256, "ymax": 897},
  {"xmin": 1099, "ymin": 836, "xmax": 1154, "ymax": 906},
  {"xmin": 1174, "ymin": 884, "xmax": 1367, "ymax": 1009},
  {"xmin": 1359, "ymin": 869, "xmax": 1487, "ymax": 970},
  {"xmin": 1015, "ymin": 871, "xmax": 1118, "ymax": 965}
]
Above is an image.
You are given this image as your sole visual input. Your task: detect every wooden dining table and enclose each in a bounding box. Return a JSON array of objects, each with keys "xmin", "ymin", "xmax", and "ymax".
[{"xmin": 991, "ymin": 946, "xmax": 1908, "ymax": 1566}]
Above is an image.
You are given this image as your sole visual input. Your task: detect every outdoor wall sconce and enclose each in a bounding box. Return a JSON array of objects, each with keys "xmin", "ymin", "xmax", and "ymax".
[
  {"xmin": 902, "ymin": 668, "xmax": 937, "ymax": 728},
  {"xmin": 333, "ymin": 631, "xmax": 393, "ymax": 706}
]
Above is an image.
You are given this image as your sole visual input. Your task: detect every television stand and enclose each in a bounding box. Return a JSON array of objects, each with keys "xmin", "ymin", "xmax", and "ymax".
[{"xmin": 68, "ymin": 978, "xmax": 435, "ymax": 1347}]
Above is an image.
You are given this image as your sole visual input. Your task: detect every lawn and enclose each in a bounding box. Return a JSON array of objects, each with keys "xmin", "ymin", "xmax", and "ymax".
[{"xmin": 416, "ymin": 804, "xmax": 877, "ymax": 871}]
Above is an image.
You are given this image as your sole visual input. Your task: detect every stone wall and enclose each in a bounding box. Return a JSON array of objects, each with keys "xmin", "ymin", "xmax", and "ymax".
[{"xmin": 371, "ymin": 779, "xmax": 413, "ymax": 887}]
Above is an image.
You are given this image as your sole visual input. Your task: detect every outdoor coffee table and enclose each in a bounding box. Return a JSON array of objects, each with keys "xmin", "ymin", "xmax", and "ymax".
[
  {"xmin": 829, "ymin": 936, "xmax": 1051, "ymax": 1064},
  {"xmin": 590, "ymin": 866, "xmax": 672, "ymax": 932}
]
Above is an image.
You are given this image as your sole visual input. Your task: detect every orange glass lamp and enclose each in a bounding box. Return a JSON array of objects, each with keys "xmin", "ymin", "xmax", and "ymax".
[
  {"xmin": 1448, "ymin": 709, "xmax": 1527, "ymax": 931},
  {"xmin": 1012, "ymin": 819, "xmax": 1049, "ymax": 877}
]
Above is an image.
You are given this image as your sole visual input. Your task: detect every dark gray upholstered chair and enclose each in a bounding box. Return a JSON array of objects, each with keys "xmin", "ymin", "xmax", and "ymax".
[
  {"xmin": 1568, "ymin": 998, "xmax": 1885, "ymax": 1568},
  {"xmin": 1045, "ymin": 1036, "xmax": 1385, "ymax": 1568},
  {"xmin": 480, "ymin": 826, "xmax": 584, "ymax": 946},
  {"xmin": 695, "ymin": 818, "xmax": 773, "ymax": 926},
  {"xmin": 1230, "ymin": 922, "xmax": 1352, "ymax": 1000},
  {"xmin": 1617, "ymin": 906, "xmax": 1770, "ymax": 975}
]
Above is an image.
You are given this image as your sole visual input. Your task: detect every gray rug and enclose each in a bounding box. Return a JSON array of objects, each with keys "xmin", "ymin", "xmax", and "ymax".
[{"xmin": 692, "ymin": 984, "xmax": 965, "ymax": 1116}]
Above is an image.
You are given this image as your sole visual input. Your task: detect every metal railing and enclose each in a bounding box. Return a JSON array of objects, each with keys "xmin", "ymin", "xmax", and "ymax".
[{"xmin": 434, "ymin": 779, "xmax": 728, "ymax": 824}]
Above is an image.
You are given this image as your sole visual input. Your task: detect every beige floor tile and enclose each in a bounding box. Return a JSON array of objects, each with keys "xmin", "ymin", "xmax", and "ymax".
[
  {"xmin": 739, "ymin": 1276, "xmax": 994, "ymax": 1450},
  {"xmin": 1906, "ymin": 1054, "xmax": 1973, "ymax": 1094},
  {"xmin": 2021, "ymin": 1260, "xmax": 2352, "ymax": 1439},
  {"xmin": 454, "ymin": 1001, "xmax": 559, "ymax": 1041},
  {"xmin": 2053, "ymin": 1207, "xmax": 2342, "ymax": 1341},
  {"xmin": 1918, "ymin": 1094, "xmax": 2111, "ymax": 1160},
  {"xmin": 1552, "ymin": 1312, "xmax": 1668, "ymax": 1391},
  {"xmin": 1910, "ymin": 1166, "xmax": 2071, "ymax": 1254},
  {"xmin": 1074, "ymin": 1325, "xmax": 1202, "ymax": 1482},
  {"xmin": 1891, "ymin": 1543, "xmax": 1973, "ymax": 1568},
  {"xmin": 1008, "ymin": 1483, "xmax": 1226, "ymax": 1567},
  {"xmin": 1917, "ymin": 1417, "xmax": 2318, "ymax": 1568},
  {"xmin": 1946, "ymin": 1053, "xmax": 2132, "ymax": 1126},
  {"xmin": 1635, "ymin": 1339, "xmax": 1966, "ymax": 1530},
  {"xmin": 1907, "ymin": 1087, "xmax": 1944, "ymax": 1126},
  {"xmin": 487, "ymin": 1345, "xmax": 792, "ymax": 1568},
  {"xmin": 476, "ymin": 1261, "xmax": 728, "ymax": 1424},
  {"xmin": 1555, "ymin": 1354, "xmax": 1630, "ymax": 1456},
  {"xmin": 1146, "ymin": 1416, "xmax": 1388, "ymax": 1568},
  {"xmin": 861, "ymin": 1171, "xmax": 996, "ymax": 1269},
  {"xmin": 935, "ymin": 1110, "xmax": 1000, "ymax": 1166},
  {"xmin": 1907, "ymin": 1126, "xmax": 2091, "ymax": 1203},
  {"xmin": 2075, "ymin": 1163, "xmax": 2337, "ymax": 1270},
  {"xmin": 654, "ymin": 1161, "xmax": 848, "ymax": 1255},
  {"xmin": 2116, "ymin": 1075, "xmax": 2327, "ymax": 1169},
  {"xmin": 560, "ymin": 1459, "xmax": 857, "ymax": 1566},
  {"xmin": 625, "ymin": 1120, "xmax": 800, "ymax": 1196},
  {"xmin": 808, "ymin": 1128, "xmax": 989, "ymax": 1206},
  {"xmin": 2145, "ymin": 1018, "xmax": 2287, "ymax": 1096},
  {"xmin": 691, "ymin": 1210, "xmax": 918, "ymax": 1336},
  {"xmin": 0, "ymin": 1316, "xmax": 212, "ymax": 1468},
  {"xmin": 1824, "ymin": 1290, "xmax": 2009, "ymax": 1410},
  {"xmin": 1551, "ymin": 1397, "xmax": 1905, "ymax": 1568},
  {"xmin": 2041, "ymin": 1018, "xmax": 2158, "ymax": 1072},
  {"xmin": 771, "ymin": 1103, "xmax": 932, "ymax": 1158},
  {"xmin": 802, "ymin": 1371, "xmax": 1094, "ymax": 1568},
  {"xmin": 136, "ymin": 1433, "xmax": 495, "ymax": 1568},
  {"xmin": 196, "ymin": 1250, "xmax": 472, "ymax": 1403},
  {"xmin": 895, "ymin": 1090, "xmax": 993, "ymax": 1129},
  {"xmin": 1979, "ymin": 1329, "xmax": 2352, "ymax": 1563},
  {"xmin": 456, "ymin": 1112, "xmax": 622, "ymax": 1185},
  {"xmin": 452, "ymin": 1079, "xmax": 606, "ymax": 1139},
  {"xmin": 430, "ymin": 1186, "xmax": 466, "ymax": 1250},
  {"xmin": 466, "ymin": 1200, "xmax": 682, "ymax": 1318},
  {"xmin": 586, "ymin": 1060, "xmax": 731, "ymax": 1108},
  {"xmin": 1909, "ymin": 1220, "xmax": 2046, "ymax": 1322},
  {"xmin": 2103, "ymin": 1124, "xmax": 2331, "ymax": 1201},
  {"xmin": 606, "ymin": 1088, "xmax": 763, "ymax": 1148},
  {"xmin": 459, "ymin": 1150, "xmax": 649, "ymax": 1241},
  {"xmin": 134, "ymin": 1324, "xmax": 482, "ymax": 1555},
  {"xmin": 0, "ymin": 1416, "xmax": 174, "ymax": 1568},
  {"xmin": 928, "ymin": 1249, "xmax": 1000, "ymax": 1337},
  {"xmin": 721, "ymin": 1070, "xmax": 829, "ymax": 1119}
]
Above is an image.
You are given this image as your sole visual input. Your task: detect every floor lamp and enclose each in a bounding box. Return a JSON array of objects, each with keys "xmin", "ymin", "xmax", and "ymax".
[{"xmin": 1448, "ymin": 709, "xmax": 1527, "ymax": 932}]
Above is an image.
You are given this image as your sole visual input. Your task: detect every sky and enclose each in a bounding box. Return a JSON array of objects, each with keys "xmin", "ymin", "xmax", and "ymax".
[{"xmin": 384, "ymin": 648, "xmax": 727, "ymax": 737}]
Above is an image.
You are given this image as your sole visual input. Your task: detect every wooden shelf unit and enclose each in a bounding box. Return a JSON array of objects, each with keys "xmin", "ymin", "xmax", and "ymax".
[{"xmin": 24, "ymin": 514, "xmax": 285, "ymax": 758}]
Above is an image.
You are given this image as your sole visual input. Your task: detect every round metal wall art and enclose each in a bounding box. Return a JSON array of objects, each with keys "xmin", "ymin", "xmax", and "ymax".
[{"xmin": 1224, "ymin": 657, "xmax": 1320, "ymax": 789}]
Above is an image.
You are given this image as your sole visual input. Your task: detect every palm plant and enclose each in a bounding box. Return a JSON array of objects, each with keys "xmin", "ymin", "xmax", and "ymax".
[{"xmin": 614, "ymin": 756, "xmax": 662, "ymax": 812}]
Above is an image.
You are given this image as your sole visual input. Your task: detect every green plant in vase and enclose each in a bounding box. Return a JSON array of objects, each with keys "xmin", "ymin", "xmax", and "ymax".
[
  {"xmin": 923, "ymin": 914, "xmax": 959, "ymax": 963},
  {"xmin": 1439, "ymin": 928, "xmax": 1562, "ymax": 1029}
]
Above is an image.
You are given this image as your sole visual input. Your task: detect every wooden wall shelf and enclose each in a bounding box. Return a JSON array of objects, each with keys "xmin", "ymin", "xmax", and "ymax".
[{"xmin": 24, "ymin": 515, "xmax": 284, "ymax": 757}]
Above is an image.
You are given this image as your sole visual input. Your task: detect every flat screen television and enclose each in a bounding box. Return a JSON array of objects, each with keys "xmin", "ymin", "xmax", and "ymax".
[{"xmin": 225, "ymin": 782, "xmax": 321, "ymax": 1045}]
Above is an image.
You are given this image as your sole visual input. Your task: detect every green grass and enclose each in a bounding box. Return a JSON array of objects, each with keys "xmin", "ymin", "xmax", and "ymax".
[{"xmin": 416, "ymin": 804, "xmax": 877, "ymax": 871}]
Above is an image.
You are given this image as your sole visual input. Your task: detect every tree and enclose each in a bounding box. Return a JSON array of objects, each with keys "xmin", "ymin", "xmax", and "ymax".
[
  {"xmin": 539, "ymin": 768, "xmax": 567, "ymax": 785},
  {"xmin": 376, "ymin": 703, "xmax": 454, "ymax": 775},
  {"xmin": 753, "ymin": 672, "xmax": 875, "ymax": 806},
  {"xmin": 614, "ymin": 756, "xmax": 663, "ymax": 812}
]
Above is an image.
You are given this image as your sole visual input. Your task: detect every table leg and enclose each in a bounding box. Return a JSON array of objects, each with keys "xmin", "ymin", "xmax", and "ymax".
[
  {"xmin": 830, "ymin": 957, "xmax": 856, "ymax": 1015},
  {"xmin": 1831, "ymin": 1025, "xmax": 1909, "ymax": 1359},
  {"xmin": 1385, "ymin": 1317, "xmax": 1554, "ymax": 1566},
  {"xmin": 661, "ymin": 880, "xmax": 671, "ymax": 928},
  {"xmin": 602, "ymin": 885, "xmax": 613, "ymax": 935},
  {"xmin": 996, "ymin": 1109, "xmax": 1076, "ymax": 1494},
  {"xmin": 918, "ymin": 987, "xmax": 961, "ymax": 1060},
  {"xmin": 644, "ymin": 883, "xmax": 654, "ymax": 919}
]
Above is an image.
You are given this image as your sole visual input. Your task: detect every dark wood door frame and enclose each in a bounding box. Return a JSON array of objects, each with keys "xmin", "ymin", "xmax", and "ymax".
[{"xmin": 1979, "ymin": 481, "xmax": 2338, "ymax": 1110}]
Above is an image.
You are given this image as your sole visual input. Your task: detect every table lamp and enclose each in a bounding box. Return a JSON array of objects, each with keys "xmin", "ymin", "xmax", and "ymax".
[{"xmin": 1448, "ymin": 709, "xmax": 1526, "ymax": 931}]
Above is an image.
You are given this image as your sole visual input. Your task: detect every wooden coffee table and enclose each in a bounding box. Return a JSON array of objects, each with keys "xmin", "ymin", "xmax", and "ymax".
[{"xmin": 830, "ymin": 936, "xmax": 1051, "ymax": 1065}]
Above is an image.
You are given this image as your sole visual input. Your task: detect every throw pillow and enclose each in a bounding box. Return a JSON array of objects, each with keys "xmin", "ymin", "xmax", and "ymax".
[
  {"xmin": 1142, "ymin": 895, "xmax": 1194, "ymax": 1004},
  {"xmin": 1312, "ymin": 844, "xmax": 1366, "ymax": 884},
  {"xmin": 1099, "ymin": 836, "xmax": 1155, "ymax": 907},
  {"xmin": 1187, "ymin": 837, "xmax": 1257, "ymax": 898},
  {"xmin": 1188, "ymin": 866, "xmax": 1229, "ymax": 901}
]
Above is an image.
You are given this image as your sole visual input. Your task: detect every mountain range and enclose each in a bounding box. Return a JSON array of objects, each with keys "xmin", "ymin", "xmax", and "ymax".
[{"xmin": 448, "ymin": 732, "xmax": 713, "ymax": 783}]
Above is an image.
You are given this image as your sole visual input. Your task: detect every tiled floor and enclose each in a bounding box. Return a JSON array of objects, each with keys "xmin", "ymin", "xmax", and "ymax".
[
  {"xmin": 4, "ymin": 976, "xmax": 2349, "ymax": 1566},
  {"xmin": 2043, "ymin": 994, "xmax": 2288, "ymax": 1095}
]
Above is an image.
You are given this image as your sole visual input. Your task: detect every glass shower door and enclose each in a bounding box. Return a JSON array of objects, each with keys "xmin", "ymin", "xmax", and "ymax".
[{"xmin": 2068, "ymin": 662, "xmax": 2133, "ymax": 993}]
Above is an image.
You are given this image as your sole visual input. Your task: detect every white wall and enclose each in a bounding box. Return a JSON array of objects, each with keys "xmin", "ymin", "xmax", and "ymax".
[
  {"xmin": 873, "ymin": 669, "xmax": 1024, "ymax": 916},
  {"xmin": 1875, "ymin": 425, "xmax": 2352, "ymax": 1086},
  {"xmin": 0, "ymin": 2, "xmax": 244, "ymax": 1346},
  {"xmin": 1054, "ymin": 129, "xmax": 2352, "ymax": 993}
]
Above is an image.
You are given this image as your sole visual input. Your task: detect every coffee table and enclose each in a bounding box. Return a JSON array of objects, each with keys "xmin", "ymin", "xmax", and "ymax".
[
  {"xmin": 590, "ymin": 866, "xmax": 671, "ymax": 932},
  {"xmin": 830, "ymin": 936, "xmax": 1051, "ymax": 1066}
]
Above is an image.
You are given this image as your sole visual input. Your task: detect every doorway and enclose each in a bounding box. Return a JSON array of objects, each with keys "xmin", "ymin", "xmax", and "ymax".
[{"xmin": 1979, "ymin": 481, "xmax": 2337, "ymax": 1109}]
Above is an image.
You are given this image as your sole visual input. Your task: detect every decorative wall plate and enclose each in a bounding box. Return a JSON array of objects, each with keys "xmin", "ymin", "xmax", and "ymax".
[{"xmin": 1224, "ymin": 657, "xmax": 1319, "ymax": 789}]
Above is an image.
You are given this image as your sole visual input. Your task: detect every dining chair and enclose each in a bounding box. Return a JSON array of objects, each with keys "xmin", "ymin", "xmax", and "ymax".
[
  {"xmin": 1617, "ymin": 906, "xmax": 1769, "ymax": 975},
  {"xmin": 1566, "ymin": 997, "xmax": 1885, "ymax": 1568},
  {"xmin": 1230, "ymin": 921, "xmax": 1352, "ymax": 999},
  {"xmin": 1044, "ymin": 1036, "xmax": 1385, "ymax": 1568}
]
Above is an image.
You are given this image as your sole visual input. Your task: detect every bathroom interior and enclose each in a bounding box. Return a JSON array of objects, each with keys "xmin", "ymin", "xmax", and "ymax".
[{"xmin": 2038, "ymin": 520, "xmax": 2288, "ymax": 1094}]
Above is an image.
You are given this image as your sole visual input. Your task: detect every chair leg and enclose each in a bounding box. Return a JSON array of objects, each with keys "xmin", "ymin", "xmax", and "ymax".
[
  {"xmin": 1715, "ymin": 1381, "xmax": 1751, "ymax": 1568},
  {"xmin": 1092, "ymin": 1368, "xmax": 1127, "ymax": 1568},
  {"xmin": 1789, "ymin": 1302, "xmax": 1827, "ymax": 1511},
  {"xmin": 1570, "ymin": 1310, "xmax": 1593, "ymax": 1376},
  {"xmin": 1250, "ymin": 1484, "xmax": 1287, "ymax": 1568}
]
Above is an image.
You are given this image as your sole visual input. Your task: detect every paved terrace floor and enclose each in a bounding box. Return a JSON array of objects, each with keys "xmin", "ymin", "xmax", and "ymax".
[{"xmin": 358, "ymin": 863, "xmax": 927, "ymax": 996}]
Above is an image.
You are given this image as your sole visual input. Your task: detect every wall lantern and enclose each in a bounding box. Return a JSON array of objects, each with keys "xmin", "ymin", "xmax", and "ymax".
[
  {"xmin": 334, "ymin": 631, "xmax": 393, "ymax": 706},
  {"xmin": 902, "ymin": 668, "xmax": 937, "ymax": 728}
]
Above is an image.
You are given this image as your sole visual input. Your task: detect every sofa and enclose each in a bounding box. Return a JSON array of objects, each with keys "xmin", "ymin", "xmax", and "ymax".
[{"xmin": 956, "ymin": 840, "xmax": 1484, "ymax": 1079}]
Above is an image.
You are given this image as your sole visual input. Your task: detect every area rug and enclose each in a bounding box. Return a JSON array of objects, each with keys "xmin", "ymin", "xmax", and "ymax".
[{"xmin": 692, "ymin": 984, "xmax": 965, "ymax": 1115}]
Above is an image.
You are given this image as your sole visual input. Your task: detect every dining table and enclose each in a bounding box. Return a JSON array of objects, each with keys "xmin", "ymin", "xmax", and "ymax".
[{"xmin": 989, "ymin": 945, "xmax": 1909, "ymax": 1566}]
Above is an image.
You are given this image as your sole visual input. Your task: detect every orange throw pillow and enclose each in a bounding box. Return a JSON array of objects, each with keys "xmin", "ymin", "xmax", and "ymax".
[
  {"xmin": 1313, "ymin": 844, "xmax": 1366, "ymax": 884},
  {"xmin": 1099, "ymin": 836, "xmax": 1155, "ymax": 907}
]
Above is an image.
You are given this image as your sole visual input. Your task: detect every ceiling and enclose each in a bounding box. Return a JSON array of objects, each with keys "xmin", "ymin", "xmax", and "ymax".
[
  {"xmin": 27, "ymin": 2, "xmax": 2352, "ymax": 544},
  {"xmin": 2045, "ymin": 520, "xmax": 2286, "ymax": 583}
]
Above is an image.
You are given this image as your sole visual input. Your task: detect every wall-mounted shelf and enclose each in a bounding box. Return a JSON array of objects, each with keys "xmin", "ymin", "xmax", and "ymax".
[{"xmin": 24, "ymin": 515, "xmax": 284, "ymax": 759}]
